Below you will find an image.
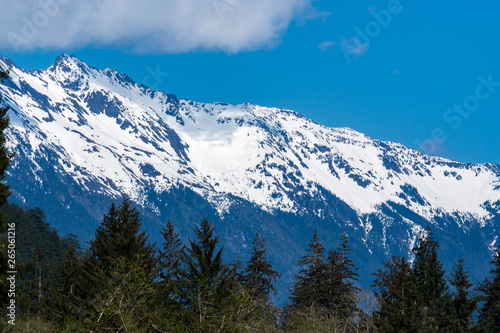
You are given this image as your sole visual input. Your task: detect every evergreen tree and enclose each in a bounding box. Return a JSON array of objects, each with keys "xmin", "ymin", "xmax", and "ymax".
[
  {"xmin": 289, "ymin": 229, "xmax": 327, "ymax": 309},
  {"xmin": 83, "ymin": 197, "xmax": 156, "ymax": 302},
  {"xmin": 19, "ymin": 247, "xmax": 52, "ymax": 314},
  {"xmin": 178, "ymin": 217, "xmax": 237, "ymax": 330},
  {"xmin": 87, "ymin": 197, "xmax": 156, "ymax": 273},
  {"xmin": 373, "ymin": 255, "xmax": 421, "ymax": 332},
  {"xmin": 158, "ymin": 219, "xmax": 184, "ymax": 299},
  {"xmin": 241, "ymin": 233, "xmax": 280, "ymax": 302},
  {"xmin": 323, "ymin": 232, "xmax": 360, "ymax": 318},
  {"xmin": 450, "ymin": 258, "xmax": 476, "ymax": 331},
  {"xmin": 56, "ymin": 236, "xmax": 82, "ymax": 297},
  {"xmin": 412, "ymin": 226, "xmax": 453, "ymax": 330},
  {"xmin": 56, "ymin": 199, "xmax": 158, "ymax": 331},
  {"xmin": 49, "ymin": 239, "xmax": 88, "ymax": 327},
  {"xmin": 154, "ymin": 219, "xmax": 188, "ymax": 330},
  {"xmin": 477, "ymin": 245, "xmax": 500, "ymax": 332}
]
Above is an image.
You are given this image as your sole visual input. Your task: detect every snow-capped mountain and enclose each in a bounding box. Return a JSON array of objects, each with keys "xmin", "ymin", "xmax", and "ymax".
[{"xmin": 1, "ymin": 54, "xmax": 498, "ymax": 300}]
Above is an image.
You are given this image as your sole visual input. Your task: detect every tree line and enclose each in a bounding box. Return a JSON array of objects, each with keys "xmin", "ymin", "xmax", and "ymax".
[{"xmin": 0, "ymin": 197, "xmax": 499, "ymax": 332}]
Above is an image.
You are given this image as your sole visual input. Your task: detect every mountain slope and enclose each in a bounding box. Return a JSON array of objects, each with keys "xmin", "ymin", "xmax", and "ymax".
[{"xmin": 1, "ymin": 54, "xmax": 498, "ymax": 301}]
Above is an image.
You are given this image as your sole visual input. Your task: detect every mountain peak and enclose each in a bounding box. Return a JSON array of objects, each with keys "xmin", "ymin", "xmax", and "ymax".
[
  {"xmin": 0, "ymin": 56, "xmax": 17, "ymax": 71},
  {"xmin": 51, "ymin": 54, "xmax": 90, "ymax": 74},
  {"xmin": 54, "ymin": 53, "xmax": 77, "ymax": 65}
]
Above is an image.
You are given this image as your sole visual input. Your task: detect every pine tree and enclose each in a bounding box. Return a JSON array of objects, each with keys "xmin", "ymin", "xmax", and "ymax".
[
  {"xmin": 50, "ymin": 240, "xmax": 86, "ymax": 326},
  {"xmin": 156, "ymin": 218, "xmax": 186, "ymax": 331},
  {"xmin": 56, "ymin": 199, "xmax": 158, "ymax": 331},
  {"xmin": 477, "ymin": 245, "xmax": 500, "ymax": 332},
  {"xmin": 412, "ymin": 226, "xmax": 453, "ymax": 330},
  {"xmin": 87, "ymin": 197, "xmax": 156, "ymax": 273},
  {"xmin": 450, "ymin": 258, "xmax": 476, "ymax": 331},
  {"xmin": 241, "ymin": 233, "xmax": 280, "ymax": 302},
  {"xmin": 83, "ymin": 198, "xmax": 156, "ymax": 302},
  {"xmin": 289, "ymin": 229, "xmax": 327, "ymax": 308},
  {"xmin": 373, "ymin": 255, "xmax": 421, "ymax": 332},
  {"xmin": 178, "ymin": 217, "xmax": 237, "ymax": 330},
  {"xmin": 324, "ymin": 232, "xmax": 360, "ymax": 318},
  {"xmin": 19, "ymin": 247, "xmax": 52, "ymax": 314},
  {"xmin": 57, "ymin": 236, "xmax": 82, "ymax": 297},
  {"xmin": 158, "ymin": 219, "xmax": 184, "ymax": 299}
]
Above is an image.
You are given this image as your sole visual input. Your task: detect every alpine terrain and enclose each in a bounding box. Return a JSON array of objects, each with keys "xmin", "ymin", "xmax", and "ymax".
[{"xmin": 1, "ymin": 54, "xmax": 499, "ymax": 301}]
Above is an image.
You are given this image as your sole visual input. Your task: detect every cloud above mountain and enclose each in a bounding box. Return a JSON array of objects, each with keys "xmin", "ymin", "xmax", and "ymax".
[{"xmin": 2, "ymin": 0, "xmax": 319, "ymax": 53}]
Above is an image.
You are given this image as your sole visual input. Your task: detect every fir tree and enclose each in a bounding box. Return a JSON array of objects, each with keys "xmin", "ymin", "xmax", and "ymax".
[
  {"xmin": 241, "ymin": 233, "xmax": 280, "ymax": 302},
  {"xmin": 450, "ymin": 257, "xmax": 476, "ymax": 331},
  {"xmin": 158, "ymin": 219, "xmax": 184, "ymax": 298},
  {"xmin": 373, "ymin": 255, "xmax": 421, "ymax": 332},
  {"xmin": 289, "ymin": 229, "xmax": 327, "ymax": 308},
  {"xmin": 87, "ymin": 197, "xmax": 156, "ymax": 273},
  {"xmin": 83, "ymin": 198, "xmax": 156, "ymax": 302},
  {"xmin": 412, "ymin": 226, "xmax": 453, "ymax": 330},
  {"xmin": 57, "ymin": 199, "xmax": 158, "ymax": 331},
  {"xmin": 477, "ymin": 245, "xmax": 500, "ymax": 332},
  {"xmin": 57, "ymin": 236, "xmax": 82, "ymax": 296},
  {"xmin": 51, "ymin": 240, "xmax": 86, "ymax": 325},
  {"xmin": 156, "ymin": 218, "xmax": 185, "ymax": 329},
  {"xmin": 323, "ymin": 232, "xmax": 360, "ymax": 318},
  {"xmin": 178, "ymin": 217, "xmax": 237, "ymax": 330}
]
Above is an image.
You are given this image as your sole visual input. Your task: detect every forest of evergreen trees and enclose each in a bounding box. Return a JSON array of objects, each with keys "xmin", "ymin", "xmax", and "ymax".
[
  {"xmin": 0, "ymin": 68, "xmax": 500, "ymax": 333},
  {"xmin": 0, "ymin": 197, "xmax": 499, "ymax": 332}
]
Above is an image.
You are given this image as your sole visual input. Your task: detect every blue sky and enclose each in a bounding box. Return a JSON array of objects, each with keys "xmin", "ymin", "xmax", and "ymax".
[{"xmin": 2, "ymin": 0, "xmax": 500, "ymax": 164}]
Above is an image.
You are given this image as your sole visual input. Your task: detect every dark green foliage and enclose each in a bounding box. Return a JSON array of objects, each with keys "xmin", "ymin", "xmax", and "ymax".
[
  {"xmin": 241, "ymin": 233, "xmax": 280, "ymax": 302},
  {"xmin": 56, "ymin": 236, "xmax": 82, "ymax": 297},
  {"xmin": 158, "ymin": 219, "xmax": 184, "ymax": 299},
  {"xmin": 87, "ymin": 197, "xmax": 156, "ymax": 272},
  {"xmin": 0, "ymin": 203, "xmax": 74, "ymax": 318},
  {"xmin": 373, "ymin": 255, "xmax": 421, "ymax": 332},
  {"xmin": 0, "ymin": 69, "xmax": 9, "ymax": 81},
  {"xmin": 450, "ymin": 258, "xmax": 477, "ymax": 331},
  {"xmin": 477, "ymin": 245, "xmax": 500, "ymax": 332},
  {"xmin": 177, "ymin": 217, "xmax": 238, "ymax": 329},
  {"xmin": 323, "ymin": 232, "xmax": 360, "ymax": 318},
  {"xmin": 1, "ymin": 204, "xmax": 70, "ymax": 265},
  {"xmin": 289, "ymin": 229, "xmax": 327, "ymax": 308},
  {"xmin": 50, "ymin": 237, "xmax": 85, "ymax": 321},
  {"xmin": 155, "ymin": 219, "xmax": 185, "ymax": 329},
  {"xmin": 412, "ymin": 226, "xmax": 453, "ymax": 330},
  {"xmin": 19, "ymin": 247, "xmax": 51, "ymax": 313},
  {"xmin": 290, "ymin": 231, "xmax": 360, "ymax": 317},
  {"xmin": 286, "ymin": 230, "xmax": 363, "ymax": 331},
  {"xmin": 374, "ymin": 226, "xmax": 459, "ymax": 332},
  {"xmin": 52, "ymin": 198, "xmax": 158, "ymax": 331}
]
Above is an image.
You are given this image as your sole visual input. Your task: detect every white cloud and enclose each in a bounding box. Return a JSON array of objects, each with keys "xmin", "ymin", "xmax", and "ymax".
[{"xmin": 1, "ymin": 0, "xmax": 320, "ymax": 53}]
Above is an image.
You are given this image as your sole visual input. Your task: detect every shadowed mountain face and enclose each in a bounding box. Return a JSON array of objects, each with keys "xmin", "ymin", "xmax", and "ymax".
[{"xmin": 1, "ymin": 54, "xmax": 499, "ymax": 303}]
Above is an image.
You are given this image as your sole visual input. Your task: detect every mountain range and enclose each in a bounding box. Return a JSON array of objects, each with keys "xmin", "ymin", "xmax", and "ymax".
[{"xmin": 1, "ymin": 54, "xmax": 498, "ymax": 302}]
